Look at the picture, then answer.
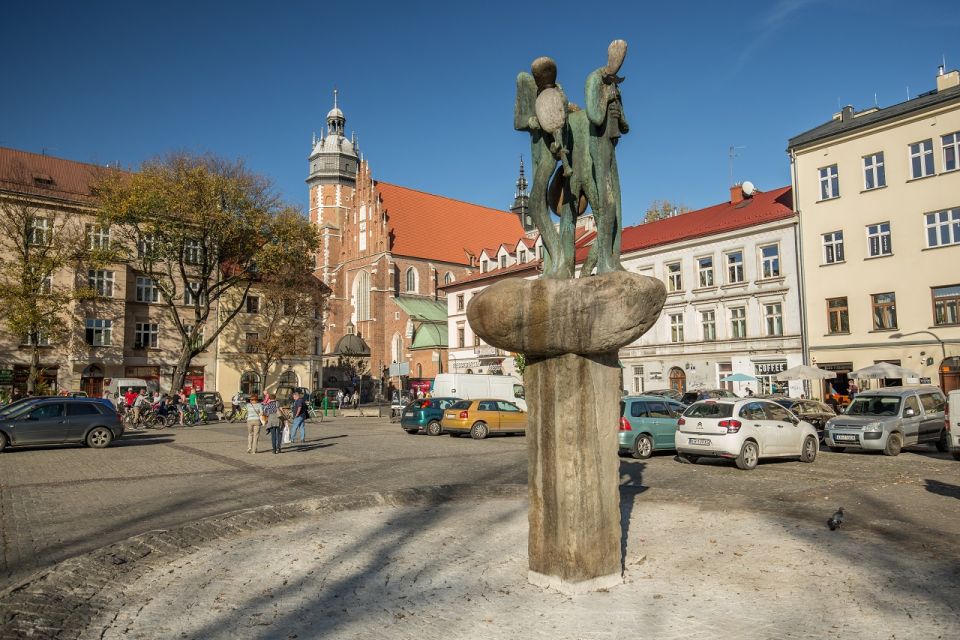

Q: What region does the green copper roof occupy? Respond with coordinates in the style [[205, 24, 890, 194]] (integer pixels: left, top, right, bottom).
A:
[[395, 297, 448, 349]]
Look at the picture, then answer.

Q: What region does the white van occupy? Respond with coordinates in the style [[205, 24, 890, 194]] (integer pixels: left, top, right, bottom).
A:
[[431, 374, 526, 411], [948, 389, 960, 461], [104, 378, 150, 405]]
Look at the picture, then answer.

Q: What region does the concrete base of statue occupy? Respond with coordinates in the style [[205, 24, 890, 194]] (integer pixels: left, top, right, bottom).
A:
[[468, 272, 666, 593]]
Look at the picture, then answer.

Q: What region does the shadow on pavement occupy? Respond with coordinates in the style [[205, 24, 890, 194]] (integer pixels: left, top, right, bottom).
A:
[[618, 460, 647, 573], [925, 478, 960, 500]]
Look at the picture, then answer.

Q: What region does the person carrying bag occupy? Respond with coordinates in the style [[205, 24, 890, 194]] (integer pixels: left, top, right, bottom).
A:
[[263, 397, 283, 454]]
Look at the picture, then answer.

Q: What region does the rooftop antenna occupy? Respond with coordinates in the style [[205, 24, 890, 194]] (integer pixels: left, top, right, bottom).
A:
[[874, 93, 878, 108], [728, 145, 746, 186], [906, 86, 911, 100]]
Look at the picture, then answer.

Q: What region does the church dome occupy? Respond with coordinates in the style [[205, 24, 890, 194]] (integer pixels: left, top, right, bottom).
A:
[[327, 106, 344, 120], [332, 332, 370, 357]]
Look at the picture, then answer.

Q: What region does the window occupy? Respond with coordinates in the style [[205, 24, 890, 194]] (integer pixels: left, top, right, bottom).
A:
[[867, 222, 892, 256], [136, 277, 159, 303], [933, 285, 960, 326], [763, 402, 793, 422], [925, 208, 960, 248], [23, 331, 50, 346], [85, 224, 110, 250], [759, 244, 780, 278], [481, 260, 488, 273], [919, 392, 946, 414], [909, 139, 935, 178], [764, 302, 783, 336], [138, 234, 156, 259], [538, 246, 544, 260], [730, 307, 746, 339], [669, 313, 684, 343], [134, 322, 159, 349], [474, 332, 480, 347], [666, 262, 682, 292], [67, 403, 100, 417], [519, 250, 527, 262], [819, 165, 839, 200], [38, 275, 52, 295], [184, 282, 203, 306], [632, 366, 644, 394], [183, 324, 205, 348], [246, 294, 260, 314], [725, 251, 744, 283], [696, 256, 714, 287], [944, 132, 960, 172], [822, 231, 844, 264], [444, 272, 454, 285], [500, 255, 507, 268], [245, 332, 259, 353], [863, 152, 886, 190], [85, 319, 112, 346], [405, 267, 417, 292], [353, 270, 370, 321], [457, 323, 465, 348], [827, 297, 849, 334], [456, 294, 465, 311], [184, 239, 203, 264], [701, 310, 716, 341], [87, 270, 115, 297], [646, 401, 674, 418], [871, 292, 897, 330], [29, 218, 51, 245]]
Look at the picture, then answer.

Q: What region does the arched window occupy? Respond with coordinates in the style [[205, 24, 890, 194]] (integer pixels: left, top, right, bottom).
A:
[[391, 333, 404, 363], [668, 367, 686, 394], [416, 363, 423, 378], [352, 270, 370, 321], [240, 371, 261, 396], [81, 364, 104, 397], [279, 370, 298, 386], [405, 267, 418, 293], [444, 272, 454, 284]]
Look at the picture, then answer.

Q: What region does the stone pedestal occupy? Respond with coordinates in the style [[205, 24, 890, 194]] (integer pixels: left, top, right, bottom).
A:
[[468, 272, 665, 594]]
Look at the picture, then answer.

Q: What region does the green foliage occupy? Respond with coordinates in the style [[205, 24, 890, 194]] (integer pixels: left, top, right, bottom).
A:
[[643, 199, 690, 223], [514, 352, 526, 376]]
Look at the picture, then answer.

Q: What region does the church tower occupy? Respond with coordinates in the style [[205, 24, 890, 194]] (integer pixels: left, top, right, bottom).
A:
[[510, 156, 535, 233]]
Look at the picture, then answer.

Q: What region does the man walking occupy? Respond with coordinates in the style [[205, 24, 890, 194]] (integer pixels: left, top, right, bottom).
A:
[[290, 390, 307, 445]]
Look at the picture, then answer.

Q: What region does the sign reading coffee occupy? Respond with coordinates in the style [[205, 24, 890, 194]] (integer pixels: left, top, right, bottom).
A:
[[754, 361, 788, 376]]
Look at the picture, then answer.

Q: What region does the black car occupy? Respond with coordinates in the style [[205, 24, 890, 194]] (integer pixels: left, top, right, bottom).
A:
[[196, 392, 224, 418], [680, 389, 738, 405], [0, 398, 123, 452], [767, 397, 837, 439]]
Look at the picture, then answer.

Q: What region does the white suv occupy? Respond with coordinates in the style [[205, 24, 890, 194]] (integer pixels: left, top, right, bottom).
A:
[[675, 398, 820, 470]]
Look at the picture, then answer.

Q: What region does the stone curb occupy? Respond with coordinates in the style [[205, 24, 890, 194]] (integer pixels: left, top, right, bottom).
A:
[[0, 484, 527, 640]]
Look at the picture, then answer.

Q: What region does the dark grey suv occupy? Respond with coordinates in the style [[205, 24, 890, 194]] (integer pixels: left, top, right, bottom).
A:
[[0, 398, 123, 452]]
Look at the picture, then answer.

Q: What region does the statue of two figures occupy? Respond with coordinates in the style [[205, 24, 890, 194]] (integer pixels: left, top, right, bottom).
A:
[[515, 39, 629, 279]]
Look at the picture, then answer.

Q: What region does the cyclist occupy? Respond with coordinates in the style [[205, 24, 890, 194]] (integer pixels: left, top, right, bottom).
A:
[[230, 391, 244, 421], [187, 387, 199, 423], [132, 390, 149, 426]]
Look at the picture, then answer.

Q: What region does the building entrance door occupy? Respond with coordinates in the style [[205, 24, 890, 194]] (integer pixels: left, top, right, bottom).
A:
[[668, 367, 686, 394], [80, 364, 104, 397]]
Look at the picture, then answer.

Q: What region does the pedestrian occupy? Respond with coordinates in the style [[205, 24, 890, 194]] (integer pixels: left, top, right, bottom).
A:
[[102, 389, 114, 408], [352, 389, 360, 408], [290, 390, 307, 445], [171, 391, 184, 426], [263, 395, 283, 453], [744, 386, 754, 397], [245, 394, 264, 454], [826, 393, 840, 412], [187, 387, 198, 422], [336, 389, 344, 408], [231, 390, 243, 420]]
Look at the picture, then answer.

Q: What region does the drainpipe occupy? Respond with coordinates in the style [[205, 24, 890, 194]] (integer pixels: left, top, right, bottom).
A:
[[790, 146, 812, 394]]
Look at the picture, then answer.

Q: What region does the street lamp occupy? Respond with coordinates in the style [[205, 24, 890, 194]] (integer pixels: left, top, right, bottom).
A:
[[889, 330, 946, 361]]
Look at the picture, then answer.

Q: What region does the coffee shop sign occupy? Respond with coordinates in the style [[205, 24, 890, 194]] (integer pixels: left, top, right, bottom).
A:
[[754, 361, 788, 375]]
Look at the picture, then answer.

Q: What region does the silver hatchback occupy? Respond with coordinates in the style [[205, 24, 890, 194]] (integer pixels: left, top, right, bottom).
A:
[[824, 385, 947, 456]]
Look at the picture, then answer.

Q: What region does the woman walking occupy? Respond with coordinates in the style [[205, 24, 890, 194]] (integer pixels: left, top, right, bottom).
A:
[[263, 395, 283, 454], [245, 394, 264, 454]]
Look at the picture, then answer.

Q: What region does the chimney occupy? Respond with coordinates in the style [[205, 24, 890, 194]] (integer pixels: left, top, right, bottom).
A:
[[730, 184, 744, 205], [937, 68, 960, 92], [840, 105, 854, 122]]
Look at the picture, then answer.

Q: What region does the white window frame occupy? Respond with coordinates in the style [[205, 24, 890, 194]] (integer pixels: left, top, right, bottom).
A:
[[87, 269, 115, 297], [184, 238, 203, 264], [730, 307, 747, 339], [29, 217, 51, 246], [85, 224, 111, 250], [818, 165, 839, 200], [669, 313, 684, 343], [701, 310, 717, 341], [136, 276, 159, 303], [134, 322, 159, 349], [866, 222, 892, 257], [764, 302, 783, 336], [925, 208, 960, 248], [39, 275, 52, 295], [863, 152, 885, 190], [23, 330, 50, 346], [725, 250, 744, 284], [85, 319, 112, 346], [822, 231, 845, 264], [184, 282, 204, 306], [759, 244, 781, 279], [456, 294, 465, 311], [696, 256, 714, 288], [632, 365, 644, 394], [666, 262, 682, 292], [909, 139, 935, 178], [405, 267, 418, 292], [943, 132, 960, 172], [519, 250, 527, 262], [138, 233, 156, 258]]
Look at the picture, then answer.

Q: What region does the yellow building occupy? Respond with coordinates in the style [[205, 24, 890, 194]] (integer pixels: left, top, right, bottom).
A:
[[788, 67, 960, 396]]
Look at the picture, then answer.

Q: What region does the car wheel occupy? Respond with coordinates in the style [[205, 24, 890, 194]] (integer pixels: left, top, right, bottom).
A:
[[0, 431, 7, 452], [676, 453, 699, 464], [800, 435, 818, 463], [631, 434, 653, 460], [883, 432, 902, 457], [829, 446, 846, 453], [404, 429, 418, 434], [470, 422, 489, 440], [426, 420, 443, 436], [935, 429, 949, 453], [735, 440, 759, 470], [86, 427, 113, 449], [953, 450, 960, 461]]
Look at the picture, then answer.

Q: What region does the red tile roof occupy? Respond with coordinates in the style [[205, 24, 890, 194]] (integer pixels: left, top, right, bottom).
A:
[[440, 259, 542, 289], [0, 146, 119, 203], [576, 186, 794, 261], [375, 181, 525, 266]]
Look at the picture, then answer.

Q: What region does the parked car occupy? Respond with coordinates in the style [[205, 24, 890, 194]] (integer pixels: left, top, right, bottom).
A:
[[400, 397, 461, 435], [196, 391, 224, 418], [765, 397, 837, 440], [618, 395, 686, 458], [947, 389, 960, 461], [644, 389, 684, 402], [824, 385, 947, 456], [440, 399, 527, 439], [675, 398, 819, 470], [0, 397, 123, 452], [680, 388, 738, 405], [273, 386, 311, 409]]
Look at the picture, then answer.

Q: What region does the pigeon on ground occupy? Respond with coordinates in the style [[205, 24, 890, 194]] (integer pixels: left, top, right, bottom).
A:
[[827, 507, 844, 531]]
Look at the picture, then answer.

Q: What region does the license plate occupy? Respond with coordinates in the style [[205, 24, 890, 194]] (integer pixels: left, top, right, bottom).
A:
[[445, 413, 456, 419], [404, 411, 413, 417], [688, 438, 711, 446], [834, 434, 858, 442]]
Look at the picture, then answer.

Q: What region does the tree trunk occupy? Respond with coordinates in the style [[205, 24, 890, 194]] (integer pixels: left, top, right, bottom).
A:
[[171, 349, 193, 393], [27, 342, 40, 395]]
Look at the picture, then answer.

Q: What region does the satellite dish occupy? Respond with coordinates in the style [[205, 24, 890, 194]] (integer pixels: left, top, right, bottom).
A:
[[741, 181, 756, 196]]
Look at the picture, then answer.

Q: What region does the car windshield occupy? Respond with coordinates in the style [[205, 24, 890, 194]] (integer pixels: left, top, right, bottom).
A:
[[683, 402, 734, 419], [845, 396, 901, 416]]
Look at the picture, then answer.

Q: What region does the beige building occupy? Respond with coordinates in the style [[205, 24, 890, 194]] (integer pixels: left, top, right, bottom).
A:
[[788, 67, 960, 396]]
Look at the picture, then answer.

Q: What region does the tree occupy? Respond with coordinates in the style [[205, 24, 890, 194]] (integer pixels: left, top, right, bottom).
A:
[[643, 199, 690, 223], [513, 352, 526, 376], [94, 153, 319, 391]]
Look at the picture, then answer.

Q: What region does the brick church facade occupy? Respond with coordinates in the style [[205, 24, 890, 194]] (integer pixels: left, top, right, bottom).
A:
[[308, 93, 526, 395]]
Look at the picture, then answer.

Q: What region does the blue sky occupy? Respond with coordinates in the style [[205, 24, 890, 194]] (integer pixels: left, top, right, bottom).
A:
[[2, 0, 957, 226]]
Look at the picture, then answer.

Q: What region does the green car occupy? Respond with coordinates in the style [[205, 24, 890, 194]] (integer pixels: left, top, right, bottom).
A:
[[400, 397, 461, 436], [618, 395, 686, 459]]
